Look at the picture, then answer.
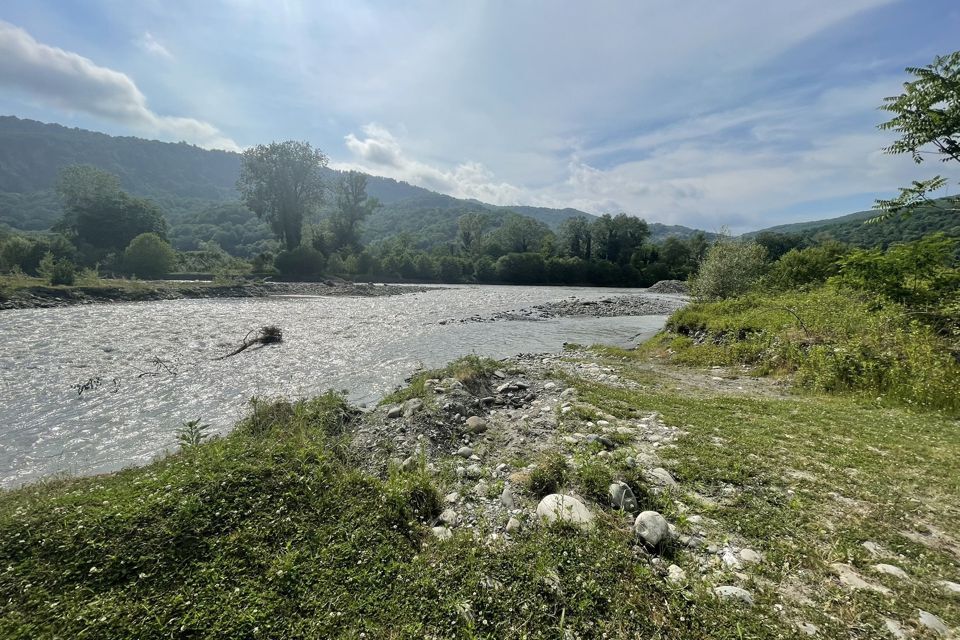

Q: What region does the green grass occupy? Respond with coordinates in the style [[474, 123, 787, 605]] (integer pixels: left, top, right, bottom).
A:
[[567, 356, 960, 637], [647, 286, 960, 414], [0, 388, 808, 639], [380, 354, 501, 405]]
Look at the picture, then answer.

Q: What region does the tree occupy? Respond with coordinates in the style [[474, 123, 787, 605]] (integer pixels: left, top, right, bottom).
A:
[[123, 233, 177, 278], [55, 165, 168, 255], [874, 51, 960, 220], [558, 216, 593, 259], [330, 171, 379, 251], [492, 214, 552, 253], [688, 237, 768, 301], [457, 213, 487, 254], [237, 141, 328, 249]]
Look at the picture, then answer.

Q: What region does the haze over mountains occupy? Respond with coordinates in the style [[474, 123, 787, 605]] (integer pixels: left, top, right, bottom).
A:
[[1, 116, 955, 253]]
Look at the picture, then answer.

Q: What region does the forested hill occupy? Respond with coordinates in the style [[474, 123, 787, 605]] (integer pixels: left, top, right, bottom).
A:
[[0, 116, 588, 232], [746, 198, 959, 248], [0, 116, 715, 251]]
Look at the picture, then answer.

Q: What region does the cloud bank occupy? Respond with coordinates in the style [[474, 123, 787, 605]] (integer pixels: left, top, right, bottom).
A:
[[0, 20, 237, 150]]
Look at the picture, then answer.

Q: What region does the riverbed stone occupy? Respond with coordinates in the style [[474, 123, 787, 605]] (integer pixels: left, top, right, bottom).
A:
[[536, 494, 594, 530], [456, 446, 474, 458], [608, 481, 638, 512], [713, 585, 753, 605], [646, 467, 677, 488], [386, 405, 402, 419], [939, 580, 960, 595], [739, 548, 762, 565], [403, 398, 424, 417], [634, 511, 669, 547], [500, 486, 516, 509], [465, 416, 488, 433], [505, 516, 521, 534], [873, 563, 908, 580], [830, 563, 891, 595], [918, 610, 950, 635], [431, 526, 452, 541]]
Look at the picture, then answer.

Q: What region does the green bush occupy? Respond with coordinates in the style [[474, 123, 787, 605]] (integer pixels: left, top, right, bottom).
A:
[[763, 242, 846, 291], [526, 452, 570, 497], [576, 458, 614, 502], [689, 237, 767, 301], [37, 251, 76, 285], [274, 245, 326, 279], [123, 232, 176, 278]]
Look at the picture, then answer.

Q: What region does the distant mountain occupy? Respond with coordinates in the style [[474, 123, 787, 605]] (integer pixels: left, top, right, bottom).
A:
[[746, 199, 959, 248], [0, 116, 709, 248]]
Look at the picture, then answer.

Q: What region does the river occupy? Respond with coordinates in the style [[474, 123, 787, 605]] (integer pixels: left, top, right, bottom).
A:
[[0, 285, 675, 488]]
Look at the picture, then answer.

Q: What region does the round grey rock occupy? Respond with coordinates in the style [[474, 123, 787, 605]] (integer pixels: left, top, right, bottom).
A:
[[713, 585, 754, 605], [634, 510, 669, 547], [536, 494, 595, 530], [465, 416, 488, 433]]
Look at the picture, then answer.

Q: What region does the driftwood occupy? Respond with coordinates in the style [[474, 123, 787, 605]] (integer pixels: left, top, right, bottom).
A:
[[218, 326, 283, 359]]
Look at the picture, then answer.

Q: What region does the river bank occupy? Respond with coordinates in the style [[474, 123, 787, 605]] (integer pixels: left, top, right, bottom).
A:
[[1, 337, 956, 637], [0, 278, 436, 310]]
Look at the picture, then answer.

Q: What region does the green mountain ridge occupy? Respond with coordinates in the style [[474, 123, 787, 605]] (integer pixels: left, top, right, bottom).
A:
[[747, 199, 960, 248], [0, 116, 709, 250]]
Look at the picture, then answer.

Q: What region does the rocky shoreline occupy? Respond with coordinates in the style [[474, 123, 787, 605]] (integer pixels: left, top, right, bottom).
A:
[[439, 292, 688, 324], [350, 350, 769, 609], [0, 280, 435, 311]]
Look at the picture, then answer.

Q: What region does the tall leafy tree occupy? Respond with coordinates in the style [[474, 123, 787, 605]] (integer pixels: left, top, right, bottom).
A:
[[559, 216, 593, 259], [874, 51, 960, 219], [330, 171, 379, 251], [456, 212, 487, 254], [493, 214, 552, 253], [237, 141, 328, 249], [55, 164, 167, 253]]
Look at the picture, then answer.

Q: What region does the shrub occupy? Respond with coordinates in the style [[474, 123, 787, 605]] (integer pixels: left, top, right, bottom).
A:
[[689, 237, 767, 301], [763, 242, 846, 291], [576, 458, 614, 502], [123, 232, 176, 278], [274, 245, 326, 279], [37, 251, 76, 285], [526, 453, 570, 498]]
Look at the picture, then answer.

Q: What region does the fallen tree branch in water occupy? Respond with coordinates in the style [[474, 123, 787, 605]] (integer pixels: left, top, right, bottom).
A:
[[218, 326, 283, 359]]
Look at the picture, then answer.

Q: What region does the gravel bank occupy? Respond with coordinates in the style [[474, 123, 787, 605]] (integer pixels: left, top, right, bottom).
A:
[[0, 281, 435, 311]]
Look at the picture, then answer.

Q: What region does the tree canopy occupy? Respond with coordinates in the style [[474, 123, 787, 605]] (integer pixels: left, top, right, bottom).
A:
[[237, 141, 328, 249], [330, 171, 379, 251], [875, 51, 960, 219], [55, 165, 168, 255]]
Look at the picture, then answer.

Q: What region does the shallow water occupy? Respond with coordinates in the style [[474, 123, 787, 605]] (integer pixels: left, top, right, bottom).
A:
[[0, 285, 672, 487]]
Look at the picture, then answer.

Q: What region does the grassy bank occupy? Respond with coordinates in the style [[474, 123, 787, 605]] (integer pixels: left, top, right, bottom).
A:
[[2, 298, 958, 637], [0, 391, 761, 639], [644, 286, 960, 414]]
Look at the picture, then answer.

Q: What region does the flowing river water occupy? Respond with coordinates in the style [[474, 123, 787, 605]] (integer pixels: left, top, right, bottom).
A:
[[0, 285, 675, 488]]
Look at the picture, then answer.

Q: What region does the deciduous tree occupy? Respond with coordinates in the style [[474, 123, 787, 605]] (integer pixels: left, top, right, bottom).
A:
[[237, 141, 328, 249]]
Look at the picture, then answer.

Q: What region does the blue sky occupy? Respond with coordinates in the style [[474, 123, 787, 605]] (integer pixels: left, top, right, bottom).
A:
[[0, 0, 957, 231]]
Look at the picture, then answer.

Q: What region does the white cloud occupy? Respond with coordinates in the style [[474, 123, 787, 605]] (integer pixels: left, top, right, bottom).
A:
[[340, 124, 526, 205], [0, 20, 237, 150], [137, 32, 173, 60]]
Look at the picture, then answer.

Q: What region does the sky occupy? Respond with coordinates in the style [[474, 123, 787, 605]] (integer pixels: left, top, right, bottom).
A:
[[0, 1, 958, 232]]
